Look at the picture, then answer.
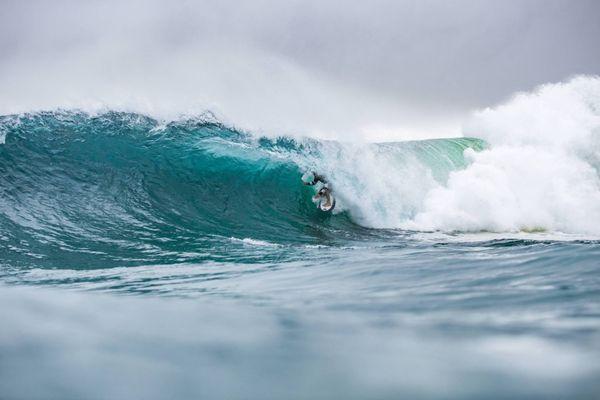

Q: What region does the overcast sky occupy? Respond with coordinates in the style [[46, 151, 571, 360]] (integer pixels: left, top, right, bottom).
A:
[[1, 0, 599, 140]]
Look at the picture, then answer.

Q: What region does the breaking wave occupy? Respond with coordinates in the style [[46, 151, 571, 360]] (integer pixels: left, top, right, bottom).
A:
[[1, 76, 600, 271]]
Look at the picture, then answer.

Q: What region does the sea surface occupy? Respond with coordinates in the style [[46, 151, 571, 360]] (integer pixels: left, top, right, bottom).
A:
[[1, 110, 599, 399]]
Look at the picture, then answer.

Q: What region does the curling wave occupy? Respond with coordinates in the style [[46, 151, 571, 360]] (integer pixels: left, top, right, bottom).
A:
[[0, 111, 482, 269], [3, 76, 600, 270]]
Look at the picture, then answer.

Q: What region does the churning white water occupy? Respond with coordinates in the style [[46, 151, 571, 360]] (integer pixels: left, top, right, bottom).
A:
[[314, 77, 600, 235]]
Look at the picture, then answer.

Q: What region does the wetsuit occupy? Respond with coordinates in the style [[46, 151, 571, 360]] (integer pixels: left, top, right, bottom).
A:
[[304, 173, 327, 186], [303, 173, 333, 210]]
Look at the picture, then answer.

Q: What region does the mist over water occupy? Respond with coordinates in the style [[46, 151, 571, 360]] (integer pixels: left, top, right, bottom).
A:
[[1, 0, 599, 140]]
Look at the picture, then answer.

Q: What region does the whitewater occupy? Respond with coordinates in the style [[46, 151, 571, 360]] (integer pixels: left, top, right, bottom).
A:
[[1, 77, 600, 399]]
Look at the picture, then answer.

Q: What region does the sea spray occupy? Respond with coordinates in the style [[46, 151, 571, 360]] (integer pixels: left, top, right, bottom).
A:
[[411, 76, 600, 234]]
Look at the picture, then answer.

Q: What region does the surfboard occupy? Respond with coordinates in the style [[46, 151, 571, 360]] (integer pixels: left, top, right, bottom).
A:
[[319, 195, 336, 212], [314, 191, 335, 212]]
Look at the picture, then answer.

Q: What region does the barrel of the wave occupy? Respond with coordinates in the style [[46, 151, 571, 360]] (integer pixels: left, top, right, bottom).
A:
[[0, 111, 333, 270]]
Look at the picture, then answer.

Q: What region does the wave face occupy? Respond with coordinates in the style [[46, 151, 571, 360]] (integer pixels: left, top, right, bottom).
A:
[[0, 111, 483, 269]]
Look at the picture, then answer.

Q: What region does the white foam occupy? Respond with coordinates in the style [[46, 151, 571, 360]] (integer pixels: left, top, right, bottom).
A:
[[230, 237, 281, 247], [411, 76, 600, 234], [312, 141, 438, 228], [321, 76, 600, 235]]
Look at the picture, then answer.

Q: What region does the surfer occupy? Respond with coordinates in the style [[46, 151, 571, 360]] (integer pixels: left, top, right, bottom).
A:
[[302, 172, 335, 211], [301, 171, 327, 186]]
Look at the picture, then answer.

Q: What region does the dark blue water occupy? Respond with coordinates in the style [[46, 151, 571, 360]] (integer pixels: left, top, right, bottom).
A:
[[1, 111, 599, 399]]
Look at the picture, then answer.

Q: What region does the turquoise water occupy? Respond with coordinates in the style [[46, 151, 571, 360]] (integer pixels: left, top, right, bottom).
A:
[[1, 111, 599, 399]]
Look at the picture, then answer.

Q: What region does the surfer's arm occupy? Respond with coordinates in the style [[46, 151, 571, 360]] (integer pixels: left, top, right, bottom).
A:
[[302, 172, 327, 185], [313, 174, 327, 184]]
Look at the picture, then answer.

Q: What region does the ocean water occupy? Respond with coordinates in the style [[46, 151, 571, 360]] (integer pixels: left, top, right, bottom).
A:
[[1, 78, 600, 399]]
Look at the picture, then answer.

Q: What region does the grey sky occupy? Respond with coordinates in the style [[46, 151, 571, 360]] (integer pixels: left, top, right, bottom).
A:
[[1, 0, 599, 139]]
